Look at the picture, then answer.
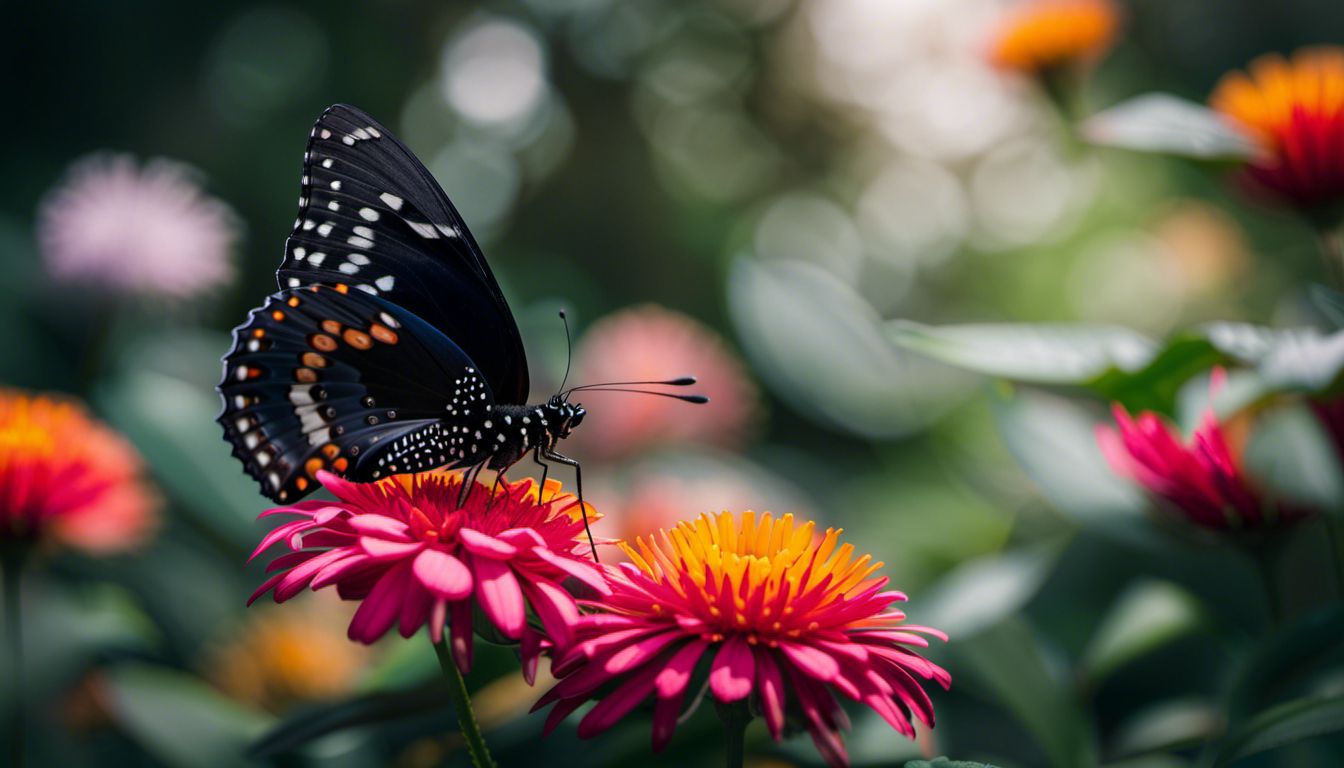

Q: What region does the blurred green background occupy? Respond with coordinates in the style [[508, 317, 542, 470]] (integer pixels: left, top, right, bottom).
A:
[[3, 0, 1344, 766]]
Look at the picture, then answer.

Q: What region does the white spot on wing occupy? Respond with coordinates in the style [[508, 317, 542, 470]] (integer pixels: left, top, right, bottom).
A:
[[359, 207, 380, 221], [375, 275, 396, 291], [379, 193, 403, 211]]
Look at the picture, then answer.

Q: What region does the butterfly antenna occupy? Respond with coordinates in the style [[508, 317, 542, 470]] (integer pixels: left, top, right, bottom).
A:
[[557, 310, 574, 398]]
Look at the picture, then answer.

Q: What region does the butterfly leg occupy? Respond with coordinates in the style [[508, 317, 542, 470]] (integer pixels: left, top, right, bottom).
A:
[[531, 446, 550, 500], [542, 449, 597, 562], [458, 461, 486, 508], [484, 471, 508, 513]]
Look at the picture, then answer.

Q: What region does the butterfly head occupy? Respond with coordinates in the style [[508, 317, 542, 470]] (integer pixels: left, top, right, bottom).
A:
[[544, 395, 585, 439]]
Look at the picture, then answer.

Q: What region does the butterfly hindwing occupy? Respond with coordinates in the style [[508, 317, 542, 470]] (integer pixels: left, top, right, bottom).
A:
[[276, 104, 529, 405], [218, 284, 495, 502]]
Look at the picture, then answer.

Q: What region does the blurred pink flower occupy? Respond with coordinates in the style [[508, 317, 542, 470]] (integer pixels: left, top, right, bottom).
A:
[[248, 470, 607, 677], [1096, 371, 1311, 531], [39, 154, 238, 298], [0, 390, 156, 554], [534, 511, 949, 766], [569, 305, 758, 461]]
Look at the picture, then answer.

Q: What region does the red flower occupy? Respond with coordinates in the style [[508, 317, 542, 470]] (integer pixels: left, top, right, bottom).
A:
[[0, 390, 156, 554], [1210, 47, 1344, 214], [533, 511, 949, 767], [1096, 371, 1310, 530], [248, 470, 607, 676]]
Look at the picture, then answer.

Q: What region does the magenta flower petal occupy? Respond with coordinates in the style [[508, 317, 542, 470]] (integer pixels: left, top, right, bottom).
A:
[[348, 561, 413, 643], [472, 554, 526, 639], [412, 548, 473, 599], [459, 527, 518, 558], [709, 634, 755, 701]]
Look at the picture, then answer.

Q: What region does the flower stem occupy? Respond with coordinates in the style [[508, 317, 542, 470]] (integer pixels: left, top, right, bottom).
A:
[[432, 636, 497, 768], [715, 698, 750, 768], [1251, 545, 1283, 627], [2, 547, 25, 768]]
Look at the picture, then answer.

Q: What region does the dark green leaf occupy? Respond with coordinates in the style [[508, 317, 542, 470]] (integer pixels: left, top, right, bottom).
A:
[[1083, 581, 1205, 684], [248, 682, 450, 758], [953, 619, 1097, 768], [1110, 699, 1220, 759], [1211, 695, 1344, 766], [103, 664, 272, 768], [906, 758, 1001, 768], [1225, 606, 1344, 721], [1310, 285, 1344, 330], [1080, 94, 1259, 160]]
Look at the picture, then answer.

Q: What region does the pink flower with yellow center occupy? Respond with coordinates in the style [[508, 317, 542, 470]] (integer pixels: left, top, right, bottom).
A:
[[1096, 371, 1311, 531], [0, 390, 156, 554], [988, 0, 1120, 76], [1210, 47, 1344, 213], [248, 470, 607, 676], [534, 511, 949, 767]]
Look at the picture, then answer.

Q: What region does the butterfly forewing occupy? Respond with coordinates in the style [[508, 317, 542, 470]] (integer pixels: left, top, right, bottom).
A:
[[277, 104, 529, 404], [218, 284, 494, 502]]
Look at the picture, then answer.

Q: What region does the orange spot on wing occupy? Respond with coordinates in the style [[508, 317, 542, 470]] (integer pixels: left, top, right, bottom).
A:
[[335, 283, 349, 294], [287, 297, 301, 307], [321, 443, 340, 459], [321, 320, 342, 335], [295, 477, 309, 491], [343, 329, 373, 350], [271, 310, 285, 322], [333, 457, 349, 472], [301, 352, 329, 369], [309, 334, 338, 352], [252, 329, 266, 339], [370, 324, 399, 344], [295, 368, 318, 383], [304, 457, 323, 477]]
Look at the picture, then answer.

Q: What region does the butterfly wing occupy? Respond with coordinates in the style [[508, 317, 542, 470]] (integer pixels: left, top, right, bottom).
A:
[[218, 284, 495, 502], [276, 104, 529, 405]]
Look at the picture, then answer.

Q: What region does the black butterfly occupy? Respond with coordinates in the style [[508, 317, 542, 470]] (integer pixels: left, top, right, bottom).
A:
[[217, 104, 703, 553]]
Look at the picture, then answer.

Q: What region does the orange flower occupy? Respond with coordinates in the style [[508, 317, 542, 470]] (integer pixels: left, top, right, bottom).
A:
[[1210, 47, 1344, 212], [204, 596, 369, 712], [0, 390, 155, 554], [989, 0, 1119, 75]]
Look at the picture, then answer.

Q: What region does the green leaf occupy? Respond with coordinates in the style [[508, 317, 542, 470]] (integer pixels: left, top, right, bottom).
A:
[[906, 759, 1002, 768], [248, 683, 450, 758], [1243, 404, 1344, 515], [1111, 699, 1221, 759], [1081, 94, 1260, 160], [887, 320, 1156, 386], [103, 664, 273, 768], [953, 619, 1097, 768], [1083, 581, 1206, 684], [1310, 285, 1344, 330], [991, 387, 1149, 539], [1211, 694, 1344, 766], [917, 546, 1060, 639], [1224, 606, 1344, 721]]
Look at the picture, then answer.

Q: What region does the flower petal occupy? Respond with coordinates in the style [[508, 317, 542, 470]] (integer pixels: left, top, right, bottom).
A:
[[347, 514, 412, 540], [472, 555, 525, 639], [347, 561, 413, 643], [412, 548, 473, 600], [709, 634, 755, 702], [459, 527, 518, 558]]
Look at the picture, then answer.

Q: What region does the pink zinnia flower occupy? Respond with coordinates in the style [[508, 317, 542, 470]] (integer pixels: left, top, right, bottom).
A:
[[533, 511, 949, 767], [1096, 370, 1311, 530], [248, 470, 608, 676], [569, 305, 759, 461], [0, 390, 156, 554], [39, 154, 239, 298]]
